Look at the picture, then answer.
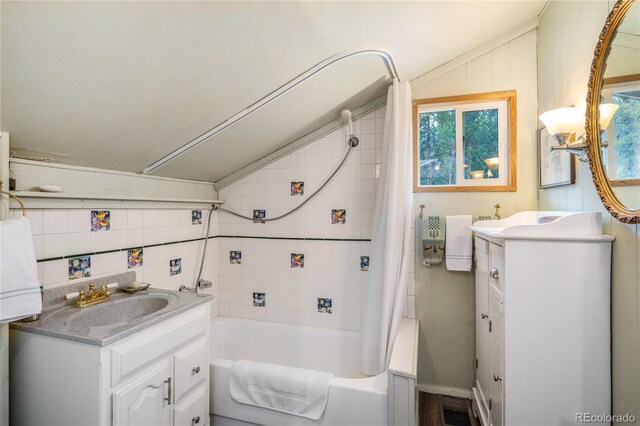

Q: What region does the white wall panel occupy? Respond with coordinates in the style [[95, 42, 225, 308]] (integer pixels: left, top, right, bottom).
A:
[[537, 1, 638, 422], [411, 29, 538, 392]]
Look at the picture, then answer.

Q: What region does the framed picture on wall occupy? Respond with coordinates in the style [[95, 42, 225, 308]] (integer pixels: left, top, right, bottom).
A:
[[538, 126, 576, 188]]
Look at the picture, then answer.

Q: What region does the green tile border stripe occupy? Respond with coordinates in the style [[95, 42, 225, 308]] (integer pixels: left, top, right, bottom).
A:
[[37, 235, 372, 263]]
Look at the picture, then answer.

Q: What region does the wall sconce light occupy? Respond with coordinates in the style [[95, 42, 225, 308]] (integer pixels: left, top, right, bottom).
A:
[[539, 104, 618, 162], [598, 103, 619, 149]]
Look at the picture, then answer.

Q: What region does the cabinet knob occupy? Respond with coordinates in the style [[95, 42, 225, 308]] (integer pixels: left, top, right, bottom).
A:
[[481, 313, 488, 319], [192, 366, 201, 374], [493, 374, 502, 382], [192, 416, 201, 424], [489, 268, 499, 279]]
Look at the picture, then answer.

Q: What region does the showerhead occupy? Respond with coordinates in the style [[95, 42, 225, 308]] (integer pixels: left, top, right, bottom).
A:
[[341, 109, 359, 148]]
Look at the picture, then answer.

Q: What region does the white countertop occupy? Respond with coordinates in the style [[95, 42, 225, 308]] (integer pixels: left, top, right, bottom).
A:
[[469, 211, 615, 242], [388, 317, 418, 379]]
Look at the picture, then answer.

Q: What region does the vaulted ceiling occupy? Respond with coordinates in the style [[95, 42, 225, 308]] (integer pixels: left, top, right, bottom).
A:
[[1, 1, 546, 183]]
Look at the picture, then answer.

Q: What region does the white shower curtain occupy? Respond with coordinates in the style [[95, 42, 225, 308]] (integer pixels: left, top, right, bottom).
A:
[[361, 80, 413, 376]]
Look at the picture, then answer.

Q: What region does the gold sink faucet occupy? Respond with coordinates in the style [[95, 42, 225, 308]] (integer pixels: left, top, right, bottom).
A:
[[66, 283, 113, 308]]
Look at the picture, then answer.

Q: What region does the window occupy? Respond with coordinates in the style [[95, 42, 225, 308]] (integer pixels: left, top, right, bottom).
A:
[[413, 91, 517, 192], [601, 75, 640, 183]]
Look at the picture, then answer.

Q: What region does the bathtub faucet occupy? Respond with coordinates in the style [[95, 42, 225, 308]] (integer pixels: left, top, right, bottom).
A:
[[179, 279, 213, 293]]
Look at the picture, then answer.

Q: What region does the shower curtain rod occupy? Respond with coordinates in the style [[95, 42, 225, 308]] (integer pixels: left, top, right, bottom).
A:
[[142, 49, 401, 175]]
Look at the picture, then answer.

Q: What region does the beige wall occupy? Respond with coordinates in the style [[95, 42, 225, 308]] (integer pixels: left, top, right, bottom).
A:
[[410, 29, 539, 394], [537, 1, 639, 423]]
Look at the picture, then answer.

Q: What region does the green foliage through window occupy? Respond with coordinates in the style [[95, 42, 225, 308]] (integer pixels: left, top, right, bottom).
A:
[[418, 110, 456, 186], [463, 109, 499, 180], [612, 92, 640, 178]]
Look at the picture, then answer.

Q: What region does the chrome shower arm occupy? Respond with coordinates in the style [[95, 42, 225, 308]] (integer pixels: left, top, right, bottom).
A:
[[142, 48, 401, 175]]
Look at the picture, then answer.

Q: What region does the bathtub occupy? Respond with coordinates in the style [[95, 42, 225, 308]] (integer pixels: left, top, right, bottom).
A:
[[209, 317, 402, 426]]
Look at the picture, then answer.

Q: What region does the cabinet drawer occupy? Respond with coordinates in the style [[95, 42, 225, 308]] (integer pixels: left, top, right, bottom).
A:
[[475, 237, 488, 259], [489, 243, 504, 297], [174, 382, 208, 426], [174, 336, 208, 402], [110, 305, 208, 386]]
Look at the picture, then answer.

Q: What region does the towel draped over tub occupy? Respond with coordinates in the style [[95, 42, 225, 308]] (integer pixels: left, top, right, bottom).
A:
[[229, 359, 334, 420]]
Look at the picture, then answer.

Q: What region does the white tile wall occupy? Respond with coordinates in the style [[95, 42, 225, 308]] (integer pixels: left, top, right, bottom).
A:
[[10, 207, 219, 317], [217, 238, 370, 331], [216, 106, 416, 329], [9, 106, 415, 329], [218, 110, 383, 241]]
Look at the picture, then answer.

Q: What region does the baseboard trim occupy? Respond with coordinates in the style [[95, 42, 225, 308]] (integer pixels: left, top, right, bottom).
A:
[[417, 383, 472, 399]]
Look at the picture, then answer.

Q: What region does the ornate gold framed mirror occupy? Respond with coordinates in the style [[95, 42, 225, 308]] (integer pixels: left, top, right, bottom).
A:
[[586, 0, 640, 223]]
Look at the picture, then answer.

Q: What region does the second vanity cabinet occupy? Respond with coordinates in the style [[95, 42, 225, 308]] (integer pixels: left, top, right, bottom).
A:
[[471, 212, 613, 426], [10, 290, 211, 426]]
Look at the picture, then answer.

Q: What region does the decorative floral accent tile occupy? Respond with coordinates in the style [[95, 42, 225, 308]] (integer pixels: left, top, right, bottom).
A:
[[127, 248, 143, 269], [192, 210, 202, 225], [91, 211, 110, 231], [253, 292, 266, 307], [69, 256, 91, 280], [291, 253, 304, 268], [291, 181, 304, 196], [361, 256, 370, 271], [230, 251, 242, 264], [253, 210, 266, 221], [318, 297, 332, 314], [170, 258, 182, 276], [331, 209, 346, 224]]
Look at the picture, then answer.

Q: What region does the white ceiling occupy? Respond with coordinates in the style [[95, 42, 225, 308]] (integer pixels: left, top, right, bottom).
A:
[[1, 1, 546, 183]]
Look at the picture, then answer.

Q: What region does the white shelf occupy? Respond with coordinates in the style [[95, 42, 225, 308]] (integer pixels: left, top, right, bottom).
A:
[[7, 191, 226, 209], [11, 191, 225, 204]]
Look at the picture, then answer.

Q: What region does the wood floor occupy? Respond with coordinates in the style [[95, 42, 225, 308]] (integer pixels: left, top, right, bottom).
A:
[[418, 392, 480, 426]]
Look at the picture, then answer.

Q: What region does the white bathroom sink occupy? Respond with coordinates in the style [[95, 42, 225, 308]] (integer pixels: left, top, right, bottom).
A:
[[469, 211, 614, 241], [39, 291, 180, 336], [11, 288, 212, 346], [66, 296, 171, 327]]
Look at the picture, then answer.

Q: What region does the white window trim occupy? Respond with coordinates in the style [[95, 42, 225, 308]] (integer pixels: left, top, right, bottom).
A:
[[416, 100, 509, 188]]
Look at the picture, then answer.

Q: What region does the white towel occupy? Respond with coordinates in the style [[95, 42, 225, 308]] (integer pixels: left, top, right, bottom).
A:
[[0, 217, 42, 322], [445, 215, 473, 272], [229, 360, 333, 420]]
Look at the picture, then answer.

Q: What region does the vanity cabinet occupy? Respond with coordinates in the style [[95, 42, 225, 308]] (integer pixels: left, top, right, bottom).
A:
[[10, 302, 210, 426], [471, 212, 613, 426]]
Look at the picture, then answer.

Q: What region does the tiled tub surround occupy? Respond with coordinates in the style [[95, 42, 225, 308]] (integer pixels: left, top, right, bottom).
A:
[[216, 106, 417, 329], [217, 238, 371, 330], [216, 107, 386, 240], [8, 208, 220, 317]]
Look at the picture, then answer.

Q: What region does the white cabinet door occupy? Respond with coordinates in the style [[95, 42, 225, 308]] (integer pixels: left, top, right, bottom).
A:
[[475, 237, 490, 408], [112, 359, 173, 426], [489, 291, 504, 426]]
